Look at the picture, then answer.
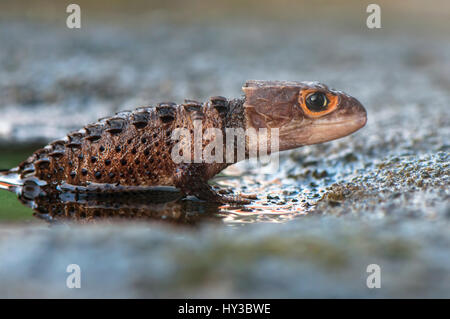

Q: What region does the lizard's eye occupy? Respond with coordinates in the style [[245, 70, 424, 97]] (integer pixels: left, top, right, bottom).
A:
[[299, 89, 339, 118], [305, 92, 328, 112]]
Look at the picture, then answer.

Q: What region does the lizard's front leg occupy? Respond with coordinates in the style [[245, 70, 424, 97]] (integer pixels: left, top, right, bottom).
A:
[[174, 164, 251, 205], [186, 182, 251, 205]]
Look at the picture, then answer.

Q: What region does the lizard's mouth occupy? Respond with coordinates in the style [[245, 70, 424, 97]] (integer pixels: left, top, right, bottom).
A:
[[312, 112, 367, 129], [277, 111, 367, 149], [305, 105, 367, 145], [277, 112, 366, 150]]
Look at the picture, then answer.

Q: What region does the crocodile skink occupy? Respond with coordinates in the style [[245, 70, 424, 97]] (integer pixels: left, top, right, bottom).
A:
[[0, 81, 367, 203]]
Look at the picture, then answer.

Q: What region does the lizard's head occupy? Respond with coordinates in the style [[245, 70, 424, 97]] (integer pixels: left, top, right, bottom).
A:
[[243, 80, 367, 151]]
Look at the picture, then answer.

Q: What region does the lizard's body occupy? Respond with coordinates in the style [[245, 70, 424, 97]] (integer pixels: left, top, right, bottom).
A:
[[1, 80, 367, 203]]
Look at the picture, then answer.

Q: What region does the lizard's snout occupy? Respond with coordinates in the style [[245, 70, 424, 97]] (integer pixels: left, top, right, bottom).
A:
[[346, 96, 367, 129]]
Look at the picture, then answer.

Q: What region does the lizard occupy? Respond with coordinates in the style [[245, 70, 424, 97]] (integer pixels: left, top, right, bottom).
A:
[[0, 80, 367, 204]]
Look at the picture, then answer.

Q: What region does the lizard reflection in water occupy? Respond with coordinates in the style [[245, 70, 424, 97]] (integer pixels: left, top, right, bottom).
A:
[[20, 185, 224, 225]]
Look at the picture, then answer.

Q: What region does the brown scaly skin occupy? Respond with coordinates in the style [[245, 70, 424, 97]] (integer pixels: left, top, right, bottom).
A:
[[3, 80, 367, 204]]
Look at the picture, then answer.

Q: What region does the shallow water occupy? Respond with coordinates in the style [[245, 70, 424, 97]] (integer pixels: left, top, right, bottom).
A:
[[0, 2, 449, 297], [0, 144, 314, 225]]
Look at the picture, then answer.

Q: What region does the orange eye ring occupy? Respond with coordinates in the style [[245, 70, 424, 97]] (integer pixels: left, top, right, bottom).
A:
[[298, 89, 339, 118]]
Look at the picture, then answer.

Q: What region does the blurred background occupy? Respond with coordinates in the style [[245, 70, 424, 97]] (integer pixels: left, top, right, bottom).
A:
[[0, 0, 448, 298], [1, 0, 449, 142]]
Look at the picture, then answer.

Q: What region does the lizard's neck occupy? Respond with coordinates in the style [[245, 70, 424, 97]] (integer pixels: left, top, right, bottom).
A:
[[218, 97, 278, 164], [224, 98, 247, 131]]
